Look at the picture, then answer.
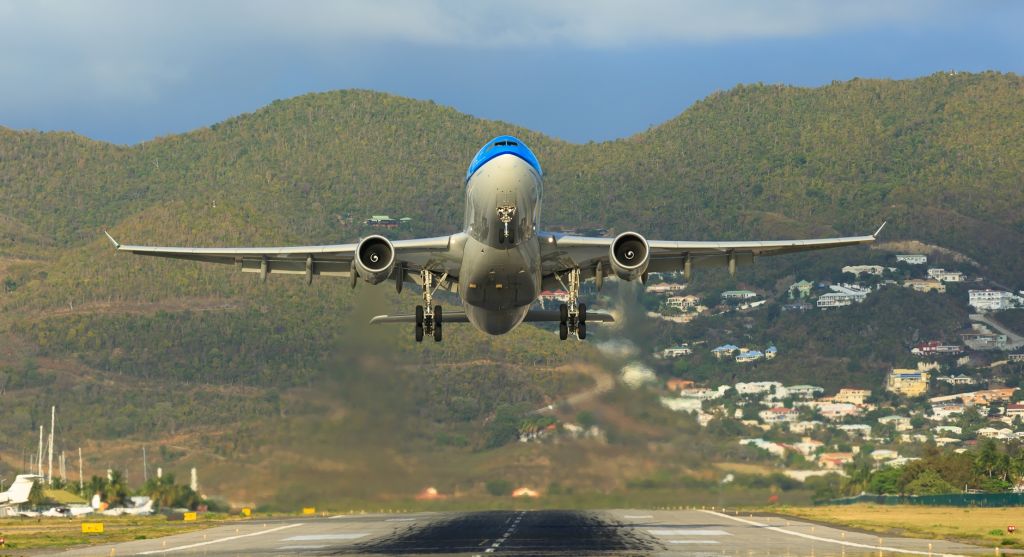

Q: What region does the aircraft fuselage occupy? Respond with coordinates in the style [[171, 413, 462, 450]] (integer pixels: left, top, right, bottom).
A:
[[459, 141, 544, 334]]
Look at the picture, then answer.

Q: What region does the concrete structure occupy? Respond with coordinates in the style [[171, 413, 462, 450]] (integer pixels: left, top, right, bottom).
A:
[[969, 289, 1020, 312], [911, 340, 963, 356], [904, 279, 946, 293], [927, 268, 965, 282], [896, 254, 927, 264], [886, 369, 930, 397]]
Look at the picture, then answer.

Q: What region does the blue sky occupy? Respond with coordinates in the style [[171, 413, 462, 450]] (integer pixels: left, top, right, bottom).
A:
[[0, 1, 1021, 145]]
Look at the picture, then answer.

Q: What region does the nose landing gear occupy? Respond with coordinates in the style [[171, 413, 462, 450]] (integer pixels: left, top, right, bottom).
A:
[[414, 269, 447, 342], [497, 204, 517, 244], [556, 267, 587, 340]]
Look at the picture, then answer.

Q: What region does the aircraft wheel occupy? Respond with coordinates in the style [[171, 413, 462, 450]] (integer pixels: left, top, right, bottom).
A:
[[508, 228, 515, 244], [577, 321, 587, 340], [415, 305, 424, 326], [433, 322, 443, 342], [415, 324, 424, 342], [559, 321, 568, 341], [559, 303, 568, 323], [578, 303, 587, 323], [434, 305, 443, 327]]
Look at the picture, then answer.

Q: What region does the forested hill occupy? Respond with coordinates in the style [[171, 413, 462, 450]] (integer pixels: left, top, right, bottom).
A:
[[0, 71, 1021, 283]]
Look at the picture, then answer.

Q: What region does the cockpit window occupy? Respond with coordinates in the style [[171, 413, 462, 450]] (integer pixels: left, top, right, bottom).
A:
[[467, 135, 542, 180]]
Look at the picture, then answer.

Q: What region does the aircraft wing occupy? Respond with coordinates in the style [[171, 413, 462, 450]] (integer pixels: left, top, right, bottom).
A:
[[105, 231, 465, 286], [540, 223, 884, 284]]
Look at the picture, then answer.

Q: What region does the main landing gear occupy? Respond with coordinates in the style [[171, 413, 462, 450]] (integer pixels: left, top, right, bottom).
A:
[[556, 267, 587, 341], [415, 269, 447, 343]]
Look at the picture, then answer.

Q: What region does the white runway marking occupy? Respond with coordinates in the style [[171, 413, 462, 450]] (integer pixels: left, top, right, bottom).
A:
[[701, 510, 968, 557], [668, 540, 720, 544], [138, 523, 304, 554], [278, 545, 329, 550], [647, 528, 730, 536], [623, 514, 653, 519], [283, 533, 368, 541], [386, 517, 416, 522]]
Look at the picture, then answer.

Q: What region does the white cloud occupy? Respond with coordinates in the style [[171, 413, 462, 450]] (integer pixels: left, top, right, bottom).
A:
[[0, 0, 942, 110]]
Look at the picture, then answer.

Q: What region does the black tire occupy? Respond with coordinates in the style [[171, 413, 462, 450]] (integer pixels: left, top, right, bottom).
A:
[[433, 322, 443, 342], [559, 303, 569, 323], [415, 305, 424, 326], [415, 324, 424, 342], [508, 227, 515, 244], [578, 303, 587, 323], [434, 305, 443, 327], [559, 322, 568, 341], [577, 321, 587, 340]]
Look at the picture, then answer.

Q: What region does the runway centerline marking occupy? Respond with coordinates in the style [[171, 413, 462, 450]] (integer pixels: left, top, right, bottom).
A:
[[137, 523, 304, 554], [701, 510, 968, 557]]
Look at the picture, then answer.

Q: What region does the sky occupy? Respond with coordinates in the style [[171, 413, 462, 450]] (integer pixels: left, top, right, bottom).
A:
[[0, 0, 1021, 145]]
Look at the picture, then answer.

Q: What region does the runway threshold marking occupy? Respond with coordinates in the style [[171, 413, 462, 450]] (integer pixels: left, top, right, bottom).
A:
[[137, 522, 304, 554], [701, 510, 968, 557]]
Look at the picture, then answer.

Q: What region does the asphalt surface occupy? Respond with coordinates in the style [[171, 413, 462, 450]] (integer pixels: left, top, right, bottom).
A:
[[47, 508, 990, 557]]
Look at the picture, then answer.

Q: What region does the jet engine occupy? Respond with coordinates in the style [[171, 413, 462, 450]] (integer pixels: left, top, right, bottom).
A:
[[354, 235, 396, 284], [609, 232, 650, 281]]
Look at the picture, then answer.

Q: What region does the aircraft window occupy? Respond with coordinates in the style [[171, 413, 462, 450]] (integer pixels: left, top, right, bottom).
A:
[[494, 141, 507, 146]]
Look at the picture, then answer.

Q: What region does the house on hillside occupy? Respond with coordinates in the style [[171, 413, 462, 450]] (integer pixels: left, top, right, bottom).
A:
[[789, 280, 814, 299], [735, 350, 764, 363], [830, 388, 872, 405], [896, 254, 927, 265], [927, 268, 965, 282], [818, 452, 855, 470], [878, 415, 913, 432], [662, 345, 693, 358], [721, 290, 758, 300], [969, 289, 1021, 312], [904, 279, 946, 293], [787, 385, 824, 399], [759, 407, 798, 424], [712, 344, 740, 359], [665, 378, 695, 392], [665, 294, 700, 310]]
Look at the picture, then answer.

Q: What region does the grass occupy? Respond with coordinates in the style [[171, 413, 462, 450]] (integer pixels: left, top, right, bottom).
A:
[[0, 514, 239, 551], [769, 504, 1024, 550]]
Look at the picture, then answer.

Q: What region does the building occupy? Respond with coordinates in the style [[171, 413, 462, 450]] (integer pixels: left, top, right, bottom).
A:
[[787, 385, 824, 399], [936, 374, 975, 386], [791, 420, 823, 434], [832, 388, 872, 405], [911, 341, 963, 356], [1006, 404, 1024, 418], [1009, 354, 1024, 363], [815, 402, 861, 421], [735, 381, 783, 395], [969, 290, 1021, 312], [896, 254, 928, 265], [871, 449, 900, 461], [878, 415, 913, 431], [789, 280, 814, 299], [764, 346, 778, 360], [647, 282, 687, 294], [736, 350, 764, 363], [837, 424, 873, 437], [818, 452, 855, 470], [816, 284, 870, 308], [665, 295, 701, 310], [929, 388, 1017, 406], [662, 345, 693, 358], [665, 379, 695, 392], [792, 437, 824, 457], [961, 330, 1009, 350], [759, 407, 799, 424], [927, 268, 965, 282], [843, 265, 890, 276], [904, 279, 946, 294], [721, 290, 758, 300], [887, 369, 931, 397], [660, 397, 702, 413], [712, 344, 740, 359]]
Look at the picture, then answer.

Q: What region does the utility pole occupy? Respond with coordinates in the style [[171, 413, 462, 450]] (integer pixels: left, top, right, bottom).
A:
[[37, 425, 43, 476], [60, 451, 66, 482], [47, 405, 55, 485], [78, 448, 84, 492], [142, 446, 148, 483]]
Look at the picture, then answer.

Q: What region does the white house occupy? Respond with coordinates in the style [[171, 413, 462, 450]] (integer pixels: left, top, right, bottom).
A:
[[665, 294, 701, 310], [712, 344, 740, 359], [837, 424, 873, 437], [878, 415, 913, 432], [787, 385, 824, 399], [660, 396, 702, 413], [969, 290, 1021, 312], [843, 265, 891, 276], [896, 254, 927, 265], [927, 268, 965, 282], [736, 350, 764, 363], [790, 420, 824, 434], [817, 284, 870, 308], [721, 290, 758, 300], [759, 407, 799, 424], [662, 345, 693, 358], [936, 374, 975, 386], [735, 381, 783, 395]]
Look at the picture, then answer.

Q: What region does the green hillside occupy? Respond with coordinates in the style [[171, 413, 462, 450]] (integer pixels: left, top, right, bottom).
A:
[[0, 72, 1022, 506]]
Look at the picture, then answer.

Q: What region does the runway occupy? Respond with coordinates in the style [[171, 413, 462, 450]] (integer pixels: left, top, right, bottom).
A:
[[49, 508, 988, 556]]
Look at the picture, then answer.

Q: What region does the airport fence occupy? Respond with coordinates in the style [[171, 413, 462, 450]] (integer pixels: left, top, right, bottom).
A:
[[824, 492, 1024, 507]]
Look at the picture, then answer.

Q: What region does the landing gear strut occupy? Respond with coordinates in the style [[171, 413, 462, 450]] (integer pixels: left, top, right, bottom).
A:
[[415, 269, 447, 343], [497, 204, 516, 244], [556, 267, 587, 340]]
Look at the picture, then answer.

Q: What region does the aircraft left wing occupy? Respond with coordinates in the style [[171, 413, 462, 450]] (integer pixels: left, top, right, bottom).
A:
[[105, 231, 465, 287], [539, 223, 884, 286]]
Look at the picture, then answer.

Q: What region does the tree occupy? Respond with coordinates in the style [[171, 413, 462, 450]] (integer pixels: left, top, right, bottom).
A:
[[904, 469, 956, 495]]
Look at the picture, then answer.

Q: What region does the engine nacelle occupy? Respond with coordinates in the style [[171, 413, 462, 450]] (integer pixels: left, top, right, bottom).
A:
[[609, 231, 650, 281], [354, 235, 396, 285]]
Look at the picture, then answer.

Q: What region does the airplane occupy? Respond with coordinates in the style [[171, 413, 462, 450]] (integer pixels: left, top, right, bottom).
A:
[[101, 497, 154, 516], [106, 135, 883, 342], [0, 474, 42, 517], [42, 504, 94, 518]]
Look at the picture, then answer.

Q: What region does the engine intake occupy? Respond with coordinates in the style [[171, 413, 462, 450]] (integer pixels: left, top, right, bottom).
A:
[[355, 235, 396, 284], [609, 232, 649, 281]]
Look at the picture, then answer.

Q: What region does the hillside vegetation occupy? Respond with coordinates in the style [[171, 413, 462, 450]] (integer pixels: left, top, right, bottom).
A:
[[0, 72, 1021, 506]]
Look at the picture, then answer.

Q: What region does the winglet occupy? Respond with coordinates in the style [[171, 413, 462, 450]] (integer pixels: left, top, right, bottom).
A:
[[103, 230, 121, 249], [872, 221, 887, 238]]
